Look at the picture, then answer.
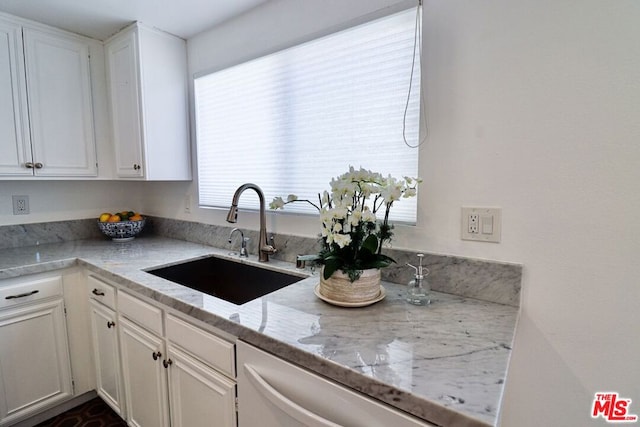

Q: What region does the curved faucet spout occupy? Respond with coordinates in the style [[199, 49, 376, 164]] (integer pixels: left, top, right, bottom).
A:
[[226, 183, 276, 262], [229, 228, 249, 258]]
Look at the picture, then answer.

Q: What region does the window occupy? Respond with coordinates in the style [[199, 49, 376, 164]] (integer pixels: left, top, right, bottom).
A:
[[194, 7, 421, 223]]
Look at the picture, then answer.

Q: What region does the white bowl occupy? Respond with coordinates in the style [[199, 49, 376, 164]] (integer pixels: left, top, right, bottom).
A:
[[98, 218, 145, 242]]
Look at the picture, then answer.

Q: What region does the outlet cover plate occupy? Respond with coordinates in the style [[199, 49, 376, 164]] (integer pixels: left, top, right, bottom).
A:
[[462, 207, 501, 243], [12, 195, 29, 215]]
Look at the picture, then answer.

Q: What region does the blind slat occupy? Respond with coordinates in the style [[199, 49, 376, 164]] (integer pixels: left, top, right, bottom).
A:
[[195, 8, 420, 223]]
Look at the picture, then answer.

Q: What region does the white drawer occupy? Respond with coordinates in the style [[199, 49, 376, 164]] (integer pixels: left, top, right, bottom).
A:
[[118, 290, 163, 335], [87, 275, 117, 309], [0, 274, 63, 310], [167, 314, 235, 378]]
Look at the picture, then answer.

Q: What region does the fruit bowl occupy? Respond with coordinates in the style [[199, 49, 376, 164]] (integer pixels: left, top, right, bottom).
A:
[[98, 218, 146, 242]]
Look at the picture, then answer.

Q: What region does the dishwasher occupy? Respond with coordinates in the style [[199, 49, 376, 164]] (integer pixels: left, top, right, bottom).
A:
[[236, 340, 434, 427]]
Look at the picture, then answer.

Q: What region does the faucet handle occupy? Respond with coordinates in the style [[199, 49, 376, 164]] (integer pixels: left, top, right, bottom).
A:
[[239, 237, 250, 258], [264, 234, 277, 254], [261, 244, 277, 255]]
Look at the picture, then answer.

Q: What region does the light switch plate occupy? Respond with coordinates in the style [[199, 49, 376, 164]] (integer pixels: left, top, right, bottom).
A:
[[184, 194, 191, 214], [461, 207, 501, 243]]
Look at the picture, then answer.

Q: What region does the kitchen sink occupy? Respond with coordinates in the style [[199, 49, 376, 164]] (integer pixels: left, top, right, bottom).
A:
[[146, 256, 304, 305]]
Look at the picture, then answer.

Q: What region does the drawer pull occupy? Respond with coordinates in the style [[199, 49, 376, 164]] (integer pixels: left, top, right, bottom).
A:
[[163, 359, 173, 368], [152, 351, 162, 361], [92, 288, 106, 296], [5, 290, 39, 300], [107, 321, 116, 328]]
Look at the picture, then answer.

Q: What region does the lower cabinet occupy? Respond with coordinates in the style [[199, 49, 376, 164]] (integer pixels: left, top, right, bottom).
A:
[[89, 299, 125, 417], [166, 344, 236, 427], [86, 273, 237, 427], [119, 317, 170, 427], [0, 274, 73, 426]]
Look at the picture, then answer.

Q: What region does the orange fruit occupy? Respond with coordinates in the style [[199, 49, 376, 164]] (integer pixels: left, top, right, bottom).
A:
[[107, 214, 121, 222], [130, 214, 143, 221]]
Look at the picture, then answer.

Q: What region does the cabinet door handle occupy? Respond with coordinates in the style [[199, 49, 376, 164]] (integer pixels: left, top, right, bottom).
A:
[[163, 359, 173, 368], [34, 162, 43, 169], [25, 162, 34, 169], [243, 364, 341, 427], [133, 163, 141, 171], [107, 321, 116, 328], [152, 351, 162, 361], [92, 289, 105, 296], [5, 290, 39, 300]]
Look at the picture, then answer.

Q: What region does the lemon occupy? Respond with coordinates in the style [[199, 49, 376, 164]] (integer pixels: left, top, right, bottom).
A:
[[99, 213, 111, 222]]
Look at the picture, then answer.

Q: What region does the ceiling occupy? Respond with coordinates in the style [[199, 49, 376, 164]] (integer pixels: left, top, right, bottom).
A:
[[0, 0, 270, 40]]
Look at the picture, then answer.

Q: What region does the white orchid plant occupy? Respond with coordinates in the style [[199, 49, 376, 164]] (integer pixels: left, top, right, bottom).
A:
[[270, 166, 420, 282]]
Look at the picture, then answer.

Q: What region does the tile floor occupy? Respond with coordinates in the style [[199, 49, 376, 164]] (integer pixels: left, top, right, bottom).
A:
[[35, 397, 127, 427]]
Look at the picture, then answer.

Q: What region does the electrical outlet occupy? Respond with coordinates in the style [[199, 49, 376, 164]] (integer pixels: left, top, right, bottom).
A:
[[462, 207, 501, 243], [468, 213, 479, 234], [12, 195, 30, 215]]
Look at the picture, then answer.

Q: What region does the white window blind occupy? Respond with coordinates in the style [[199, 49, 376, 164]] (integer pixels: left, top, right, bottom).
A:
[[194, 7, 421, 223]]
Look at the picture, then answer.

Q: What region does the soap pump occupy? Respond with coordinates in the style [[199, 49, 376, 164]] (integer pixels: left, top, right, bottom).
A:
[[406, 253, 431, 305]]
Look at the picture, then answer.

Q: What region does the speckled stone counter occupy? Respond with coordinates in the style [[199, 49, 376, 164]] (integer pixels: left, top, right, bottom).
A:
[[0, 237, 519, 427]]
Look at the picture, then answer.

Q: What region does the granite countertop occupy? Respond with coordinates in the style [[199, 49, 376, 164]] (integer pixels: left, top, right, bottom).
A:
[[0, 237, 519, 427]]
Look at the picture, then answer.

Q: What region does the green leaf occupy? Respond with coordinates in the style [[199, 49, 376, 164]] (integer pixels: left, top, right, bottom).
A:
[[323, 258, 340, 279], [361, 234, 379, 254], [377, 254, 396, 265]]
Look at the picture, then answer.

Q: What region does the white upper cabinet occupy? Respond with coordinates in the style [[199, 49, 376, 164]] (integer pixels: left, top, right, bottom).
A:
[[106, 23, 191, 181], [0, 18, 30, 176], [0, 15, 99, 178], [23, 28, 97, 176]]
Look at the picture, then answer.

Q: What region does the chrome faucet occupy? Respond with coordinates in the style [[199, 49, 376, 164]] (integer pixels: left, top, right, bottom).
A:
[[226, 183, 276, 262], [228, 228, 249, 258]]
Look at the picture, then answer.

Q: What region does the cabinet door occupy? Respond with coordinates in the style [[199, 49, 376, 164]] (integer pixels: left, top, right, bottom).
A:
[[89, 300, 125, 417], [0, 299, 73, 425], [119, 317, 170, 427], [106, 29, 144, 178], [0, 18, 31, 176], [23, 28, 97, 177], [167, 345, 236, 427]]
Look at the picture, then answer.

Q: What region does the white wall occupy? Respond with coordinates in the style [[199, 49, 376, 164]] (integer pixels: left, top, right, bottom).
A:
[[0, 181, 146, 225], [2, 0, 638, 425]]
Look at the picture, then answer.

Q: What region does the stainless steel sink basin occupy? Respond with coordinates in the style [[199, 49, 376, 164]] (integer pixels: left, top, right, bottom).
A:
[[147, 256, 304, 305]]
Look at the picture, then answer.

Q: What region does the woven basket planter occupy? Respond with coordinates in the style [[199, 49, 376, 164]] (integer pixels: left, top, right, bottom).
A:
[[319, 268, 382, 304]]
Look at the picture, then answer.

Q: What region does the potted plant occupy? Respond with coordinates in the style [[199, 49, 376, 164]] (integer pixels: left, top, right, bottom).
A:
[[270, 166, 420, 305]]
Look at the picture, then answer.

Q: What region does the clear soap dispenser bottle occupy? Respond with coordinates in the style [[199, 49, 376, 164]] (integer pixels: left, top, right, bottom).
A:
[[406, 253, 431, 305]]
